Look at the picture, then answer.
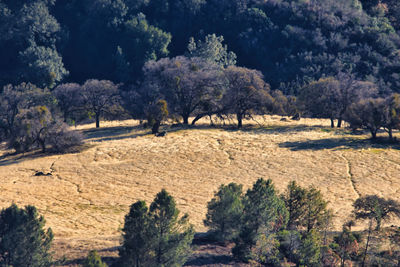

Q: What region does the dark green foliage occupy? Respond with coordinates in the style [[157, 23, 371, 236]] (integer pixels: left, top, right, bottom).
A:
[[283, 181, 308, 230], [187, 34, 237, 68], [83, 251, 107, 267], [0, 204, 53, 267], [277, 230, 302, 263], [204, 183, 243, 242], [119, 201, 154, 267], [299, 230, 321, 267], [53, 0, 171, 83], [0, 0, 67, 87], [119, 189, 194, 267], [232, 178, 288, 263], [150, 189, 194, 266], [283, 181, 330, 233], [304, 187, 329, 233], [114, 14, 171, 83], [353, 195, 400, 231], [2, 0, 400, 95]]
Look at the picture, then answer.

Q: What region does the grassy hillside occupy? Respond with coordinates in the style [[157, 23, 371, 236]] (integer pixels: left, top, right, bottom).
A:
[[0, 116, 399, 262]]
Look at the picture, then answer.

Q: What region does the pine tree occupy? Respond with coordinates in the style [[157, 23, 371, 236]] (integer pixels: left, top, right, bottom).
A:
[[150, 189, 194, 266], [204, 183, 243, 242], [283, 181, 307, 229], [0, 204, 53, 267], [232, 178, 288, 262], [119, 201, 155, 267], [299, 230, 321, 267], [119, 190, 194, 266]]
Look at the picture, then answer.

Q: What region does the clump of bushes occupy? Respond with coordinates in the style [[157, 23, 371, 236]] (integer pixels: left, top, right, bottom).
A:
[[8, 105, 83, 153]]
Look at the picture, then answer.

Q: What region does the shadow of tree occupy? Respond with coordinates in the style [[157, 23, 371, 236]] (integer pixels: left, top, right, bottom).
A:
[[82, 125, 146, 142], [0, 144, 93, 167], [184, 254, 234, 266], [279, 137, 400, 151]]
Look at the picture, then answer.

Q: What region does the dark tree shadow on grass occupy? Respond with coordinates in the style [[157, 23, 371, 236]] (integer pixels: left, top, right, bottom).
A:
[[279, 137, 400, 151], [81, 125, 148, 142], [0, 143, 93, 167]]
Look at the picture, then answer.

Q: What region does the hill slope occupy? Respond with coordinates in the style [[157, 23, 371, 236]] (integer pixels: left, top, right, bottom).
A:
[[0, 116, 399, 262]]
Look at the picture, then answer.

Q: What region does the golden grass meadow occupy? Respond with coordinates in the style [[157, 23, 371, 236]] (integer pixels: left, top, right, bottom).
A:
[[0, 116, 399, 262]]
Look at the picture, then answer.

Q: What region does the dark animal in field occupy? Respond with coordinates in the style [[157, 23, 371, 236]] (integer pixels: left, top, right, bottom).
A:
[[155, 131, 167, 137], [34, 171, 52, 176], [291, 113, 301, 121]]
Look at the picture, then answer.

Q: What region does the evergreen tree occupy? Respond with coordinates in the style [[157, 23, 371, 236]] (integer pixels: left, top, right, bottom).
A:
[[204, 183, 243, 242], [232, 178, 288, 262], [283, 181, 307, 230], [187, 34, 237, 68], [0, 204, 53, 267], [282, 182, 330, 232], [119, 201, 155, 267], [119, 190, 194, 266], [304, 187, 329, 233], [299, 230, 321, 267], [149, 189, 194, 266]]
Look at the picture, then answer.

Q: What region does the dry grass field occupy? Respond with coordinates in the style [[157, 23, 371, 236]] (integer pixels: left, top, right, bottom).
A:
[[0, 116, 400, 263]]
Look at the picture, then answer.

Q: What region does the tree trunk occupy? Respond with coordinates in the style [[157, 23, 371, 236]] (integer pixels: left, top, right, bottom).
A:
[[152, 121, 160, 134], [63, 111, 68, 123], [337, 118, 343, 128], [376, 218, 381, 231], [362, 220, 373, 267], [388, 128, 393, 140], [330, 118, 335, 128], [95, 113, 100, 128], [191, 114, 204, 126], [183, 115, 189, 125], [370, 129, 377, 139], [237, 113, 243, 128], [39, 139, 46, 153]]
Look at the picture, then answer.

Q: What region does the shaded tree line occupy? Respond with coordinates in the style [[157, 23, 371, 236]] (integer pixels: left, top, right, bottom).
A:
[[2, 0, 400, 95], [298, 73, 400, 140], [205, 179, 400, 266]]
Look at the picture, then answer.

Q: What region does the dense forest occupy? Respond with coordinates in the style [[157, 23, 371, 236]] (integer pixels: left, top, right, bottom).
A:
[[1, 0, 400, 91]]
